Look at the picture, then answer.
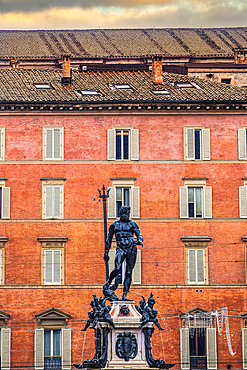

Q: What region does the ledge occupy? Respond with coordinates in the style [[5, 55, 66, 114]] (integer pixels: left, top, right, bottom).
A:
[[40, 177, 66, 181], [0, 178, 7, 181], [110, 177, 136, 181], [181, 236, 211, 242], [182, 177, 208, 181], [241, 236, 247, 242], [0, 237, 8, 242], [37, 237, 68, 242]]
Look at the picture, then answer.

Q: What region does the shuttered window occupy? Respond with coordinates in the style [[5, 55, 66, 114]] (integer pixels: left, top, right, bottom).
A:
[[240, 186, 247, 218], [0, 128, 5, 161], [44, 127, 64, 160], [185, 128, 210, 160], [44, 185, 63, 219], [61, 328, 71, 370], [107, 128, 139, 160], [180, 328, 190, 370], [108, 186, 140, 219], [206, 328, 217, 369], [243, 328, 247, 369], [108, 249, 141, 284], [0, 249, 2, 285], [44, 250, 61, 284], [188, 249, 205, 284], [180, 186, 212, 219], [238, 128, 247, 160], [1, 328, 11, 370]]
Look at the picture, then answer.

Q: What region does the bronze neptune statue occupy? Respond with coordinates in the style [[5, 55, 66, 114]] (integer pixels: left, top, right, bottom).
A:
[[103, 206, 143, 301]]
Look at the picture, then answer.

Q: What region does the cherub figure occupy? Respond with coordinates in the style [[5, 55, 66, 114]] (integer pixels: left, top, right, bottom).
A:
[[137, 293, 164, 331]]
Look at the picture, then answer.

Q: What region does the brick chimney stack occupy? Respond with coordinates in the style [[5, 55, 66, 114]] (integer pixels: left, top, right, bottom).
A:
[[152, 55, 163, 84], [61, 55, 72, 84], [234, 48, 247, 64]]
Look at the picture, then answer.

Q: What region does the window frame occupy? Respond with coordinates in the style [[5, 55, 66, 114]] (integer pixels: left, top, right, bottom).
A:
[[108, 177, 140, 219], [180, 178, 212, 219], [38, 237, 67, 286], [41, 178, 65, 220], [184, 126, 210, 161], [43, 127, 64, 161], [181, 236, 210, 285], [107, 127, 139, 161]]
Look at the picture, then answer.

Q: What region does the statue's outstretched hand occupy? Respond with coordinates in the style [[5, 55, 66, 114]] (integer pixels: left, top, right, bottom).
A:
[[104, 253, 109, 263]]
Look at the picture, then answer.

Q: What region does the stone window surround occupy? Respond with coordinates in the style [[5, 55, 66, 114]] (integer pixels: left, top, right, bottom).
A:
[[38, 237, 68, 286], [181, 236, 211, 285], [41, 177, 66, 220], [43, 126, 64, 161]]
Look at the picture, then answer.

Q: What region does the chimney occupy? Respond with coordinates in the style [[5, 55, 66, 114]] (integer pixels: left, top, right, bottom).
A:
[[234, 48, 247, 64], [152, 55, 163, 84], [61, 55, 72, 84]]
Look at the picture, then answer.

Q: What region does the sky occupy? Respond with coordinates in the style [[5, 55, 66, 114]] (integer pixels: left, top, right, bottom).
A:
[[0, 0, 246, 29]]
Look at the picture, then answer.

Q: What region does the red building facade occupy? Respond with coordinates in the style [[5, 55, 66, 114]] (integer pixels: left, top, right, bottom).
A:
[[0, 63, 246, 370]]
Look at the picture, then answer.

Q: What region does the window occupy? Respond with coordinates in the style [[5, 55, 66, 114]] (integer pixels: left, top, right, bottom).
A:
[[0, 238, 8, 285], [38, 237, 67, 285], [242, 312, 247, 369], [34, 83, 52, 89], [180, 309, 217, 370], [0, 128, 5, 161], [108, 177, 140, 219], [180, 178, 212, 219], [238, 128, 247, 160], [44, 329, 61, 369], [108, 248, 141, 284], [41, 178, 65, 219], [0, 311, 11, 370], [184, 127, 210, 160], [0, 179, 10, 219], [107, 127, 139, 161], [239, 178, 247, 218], [35, 308, 71, 370], [43, 127, 64, 160], [219, 76, 234, 85], [182, 236, 210, 285]]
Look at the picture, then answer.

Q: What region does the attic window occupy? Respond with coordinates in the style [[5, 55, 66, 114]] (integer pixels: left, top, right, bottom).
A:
[[114, 84, 131, 89], [34, 83, 51, 89], [152, 90, 171, 95], [79, 90, 100, 95], [174, 82, 201, 89]]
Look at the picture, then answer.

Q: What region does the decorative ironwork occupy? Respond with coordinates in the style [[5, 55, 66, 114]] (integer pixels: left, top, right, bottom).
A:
[[116, 332, 138, 361], [44, 357, 61, 370], [190, 356, 207, 369]]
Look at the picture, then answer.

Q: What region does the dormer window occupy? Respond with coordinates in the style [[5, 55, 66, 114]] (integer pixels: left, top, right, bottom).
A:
[[34, 83, 52, 89]]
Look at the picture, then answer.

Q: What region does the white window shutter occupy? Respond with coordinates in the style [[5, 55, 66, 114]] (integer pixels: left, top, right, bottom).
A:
[[180, 328, 190, 369], [54, 187, 61, 219], [62, 328, 71, 370], [1, 328, 11, 370], [133, 249, 141, 284], [132, 187, 140, 219], [207, 328, 217, 369], [44, 250, 52, 284], [131, 129, 139, 160], [54, 129, 61, 159], [202, 129, 210, 160], [204, 186, 212, 218], [46, 129, 53, 159], [45, 186, 53, 218], [242, 328, 247, 369], [180, 187, 188, 218], [2, 187, 10, 219], [109, 249, 115, 274], [108, 187, 116, 218], [35, 328, 44, 370], [240, 186, 247, 218], [238, 129, 246, 160], [188, 249, 196, 283], [186, 128, 195, 160], [0, 128, 3, 160], [54, 250, 61, 284], [107, 129, 115, 160], [197, 249, 205, 283]]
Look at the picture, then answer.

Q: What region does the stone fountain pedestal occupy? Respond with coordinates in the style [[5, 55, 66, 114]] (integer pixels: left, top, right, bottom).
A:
[[106, 301, 150, 369]]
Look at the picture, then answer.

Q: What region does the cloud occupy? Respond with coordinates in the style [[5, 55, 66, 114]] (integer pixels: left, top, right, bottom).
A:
[[0, 0, 246, 29]]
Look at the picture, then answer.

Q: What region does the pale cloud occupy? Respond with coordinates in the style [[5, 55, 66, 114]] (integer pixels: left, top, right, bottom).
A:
[[0, 0, 246, 29]]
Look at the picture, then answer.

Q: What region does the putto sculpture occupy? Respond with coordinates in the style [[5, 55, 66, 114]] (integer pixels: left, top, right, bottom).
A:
[[136, 293, 164, 330], [103, 206, 143, 301], [81, 294, 115, 331]]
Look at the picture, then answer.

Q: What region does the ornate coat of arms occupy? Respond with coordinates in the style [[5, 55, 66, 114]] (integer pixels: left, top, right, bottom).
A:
[[116, 332, 138, 361]]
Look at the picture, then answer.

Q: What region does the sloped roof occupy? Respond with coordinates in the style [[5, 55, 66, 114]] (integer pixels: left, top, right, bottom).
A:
[[0, 68, 246, 104], [0, 28, 247, 59]]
